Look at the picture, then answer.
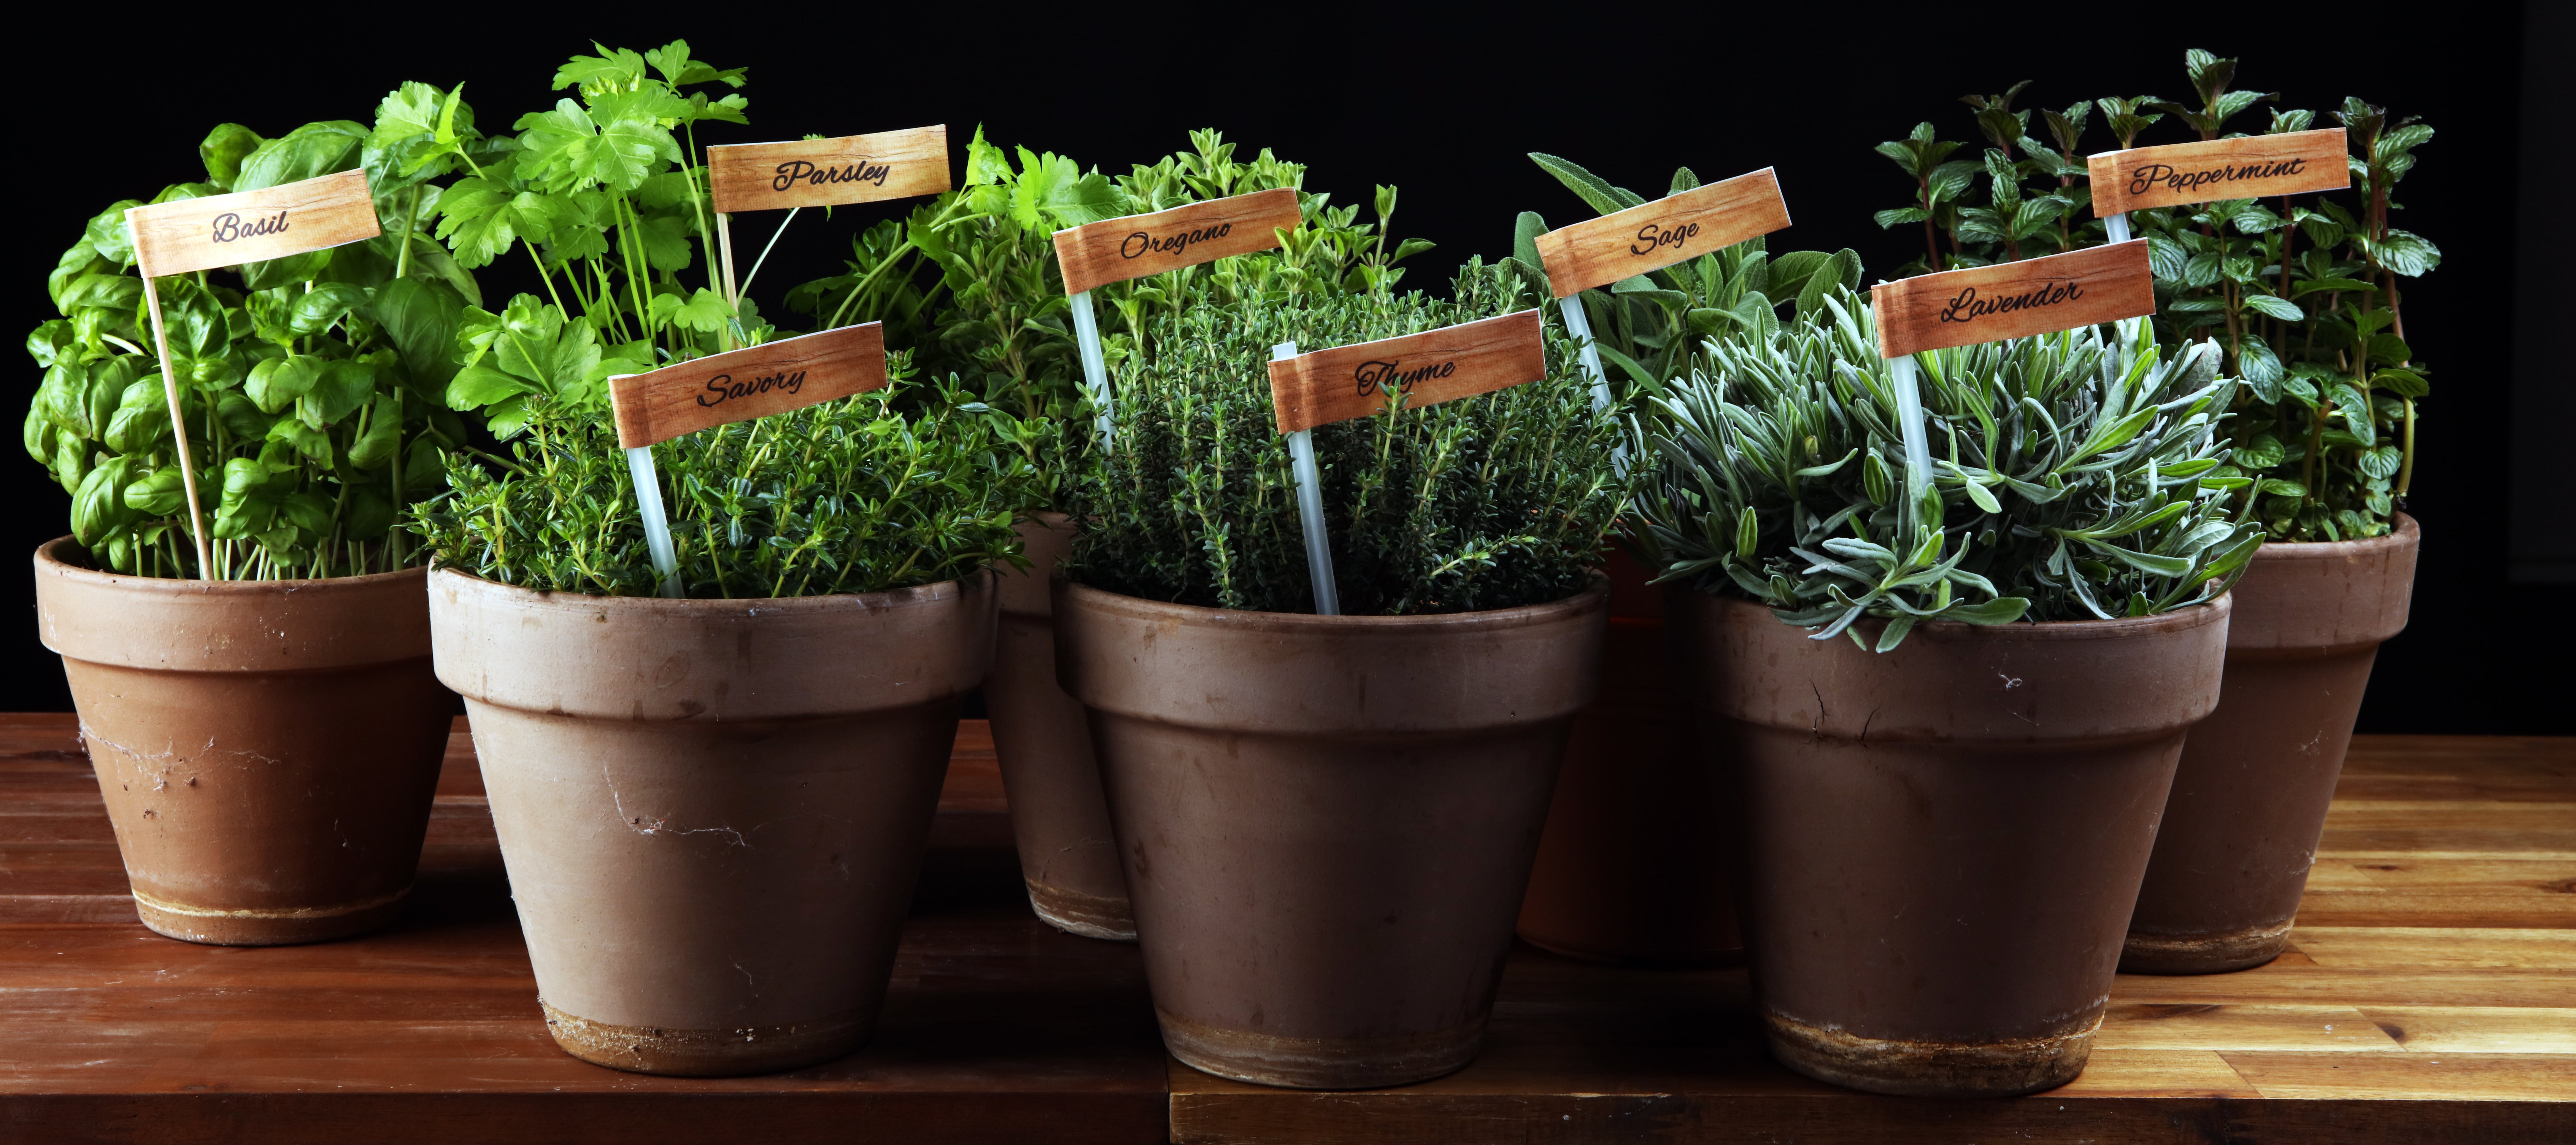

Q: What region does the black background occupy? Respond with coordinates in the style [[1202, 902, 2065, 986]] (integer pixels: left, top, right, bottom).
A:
[[13, 3, 2555, 731]]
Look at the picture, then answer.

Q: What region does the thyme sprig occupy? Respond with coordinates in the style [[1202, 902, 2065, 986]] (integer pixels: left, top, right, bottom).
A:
[[1065, 260, 1631, 616]]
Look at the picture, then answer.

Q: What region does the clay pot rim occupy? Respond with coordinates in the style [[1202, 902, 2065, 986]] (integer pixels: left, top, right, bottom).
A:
[[1695, 588, 2230, 644], [430, 562, 994, 615], [1058, 573, 1610, 634], [36, 535, 428, 594], [2250, 511, 2418, 561]]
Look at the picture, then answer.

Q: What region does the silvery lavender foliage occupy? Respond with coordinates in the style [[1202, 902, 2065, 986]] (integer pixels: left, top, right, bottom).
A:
[[1634, 289, 2260, 650]]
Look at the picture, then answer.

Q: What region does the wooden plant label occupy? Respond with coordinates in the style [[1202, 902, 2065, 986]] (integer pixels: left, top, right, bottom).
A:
[[1871, 241, 2154, 359], [1052, 187, 1303, 295], [610, 322, 887, 448], [2088, 128, 2349, 216], [124, 170, 380, 279], [706, 125, 951, 213], [1532, 168, 1791, 298], [1267, 309, 1546, 434]]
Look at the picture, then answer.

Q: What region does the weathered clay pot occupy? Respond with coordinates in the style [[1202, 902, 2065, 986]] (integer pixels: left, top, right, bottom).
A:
[[33, 537, 451, 946], [2125, 515, 2419, 974], [988, 513, 1133, 940], [429, 567, 993, 1076], [1674, 591, 2229, 1098], [1057, 578, 1607, 1090], [1518, 547, 1741, 965]]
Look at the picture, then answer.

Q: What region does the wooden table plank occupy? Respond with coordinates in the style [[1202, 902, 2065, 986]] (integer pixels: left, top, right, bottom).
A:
[[7, 719, 2572, 1141], [0, 715, 1167, 1144], [1167, 735, 2576, 1143]]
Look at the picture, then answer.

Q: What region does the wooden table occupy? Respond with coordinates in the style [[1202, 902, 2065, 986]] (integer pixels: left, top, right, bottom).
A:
[[4, 721, 2570, 1143]]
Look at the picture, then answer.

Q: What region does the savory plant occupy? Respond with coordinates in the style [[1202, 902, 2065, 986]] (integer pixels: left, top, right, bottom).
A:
[[1633, 290, 2259, 649], [1866, 49, 2433, 543], [28, 99, 489, 579], [409, 366, 1037, 598], [1505, 153, 1864, 394], [1065, 260, 1630, 616]]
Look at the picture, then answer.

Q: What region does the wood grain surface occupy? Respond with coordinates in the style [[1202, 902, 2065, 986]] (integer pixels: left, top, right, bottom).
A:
[[2089, 128, 2351, 216], [2, 722, 2567, 1142], [1166, 733, 2576, 1144], [1266, 309, 1546, 434], [1533, 168, 1791, 298], [706, 125, 950, 213], [125, 170, 380, 279], [1871, 240, 2155, 358], [0, 717, 1166, 1144], [609, 323, 885, 449], [1051, 188, 1301, 295]]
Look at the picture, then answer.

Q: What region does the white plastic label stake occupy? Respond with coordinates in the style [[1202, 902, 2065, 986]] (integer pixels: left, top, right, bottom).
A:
[[1554, 295, 1614, 415], [1276, 340, 1340, 616], [1071, 290, 1114, 443], [624, 446, 685, 599], [1887, 354, 1936, 536], [2101, 212, 2143, 343], [1554, 296, 1628, 473], [607, 375, 683, 599]]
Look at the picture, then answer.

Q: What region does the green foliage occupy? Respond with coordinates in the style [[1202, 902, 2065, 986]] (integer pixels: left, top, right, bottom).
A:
[[788, 128, 1432, 446], [1065, 260, 1630, 616], [26, 101, 486, 579], [1866, 48, 2434, 542], [408, 41, 759, 436], [409, 368, 1042, 599], [1511, 153, 1862, 396], [1634, 292, 2259, 650]]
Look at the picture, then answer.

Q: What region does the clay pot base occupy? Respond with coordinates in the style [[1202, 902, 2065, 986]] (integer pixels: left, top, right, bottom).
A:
[[539, 999, 866, 1076], [2121, 919, 2295, 975], [1159, 1008, 1485, 1090], [1025, 879, 1137, 942], [1762, 1010, 2096, 1098], [132, 885, 410, 947], [1519, 933, 1743, 968]]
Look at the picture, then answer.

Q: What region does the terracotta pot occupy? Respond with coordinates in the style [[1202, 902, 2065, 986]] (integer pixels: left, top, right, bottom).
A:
[[429, 567, 993, 1076], [1674, 591, 2228, 1097], [1057, 578, 1607, 1090], [2125, 515, 2419, 974], [987, 513, 1133, 940], [33, 537, 451, 946], [1517, 547, 1741, 965]]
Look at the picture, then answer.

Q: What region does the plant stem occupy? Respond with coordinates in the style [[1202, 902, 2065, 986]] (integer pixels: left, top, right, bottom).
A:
[[2395, 397, 2416, 498], [395, 186, 422, 280]]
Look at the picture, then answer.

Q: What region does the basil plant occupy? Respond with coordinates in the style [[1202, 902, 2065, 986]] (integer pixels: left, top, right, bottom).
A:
[[28, 95, 488, 579]]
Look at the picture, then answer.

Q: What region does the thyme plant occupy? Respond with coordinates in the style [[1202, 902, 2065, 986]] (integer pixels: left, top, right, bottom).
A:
[[1065, 260, 1630, 616], [409, 367, 1038, 598], [1867, 49, 2435, 542], [1634, 291, 2259, 650]]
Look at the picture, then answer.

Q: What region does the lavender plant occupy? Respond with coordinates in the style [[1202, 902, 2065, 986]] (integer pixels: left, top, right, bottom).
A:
[[1634, 290, 2259, 650]]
